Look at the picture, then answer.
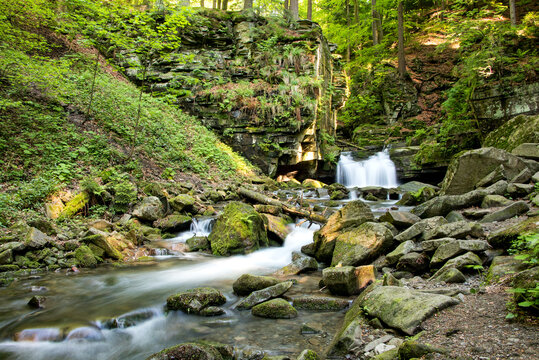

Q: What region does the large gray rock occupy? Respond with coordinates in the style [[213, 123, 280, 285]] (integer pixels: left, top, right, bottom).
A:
[[146, 342, 224, 360], [251, 298, 297, 319], [411, 191, 485, 219], [487, 256, 528, 283], [359, 286, 459, 335], [430, 240, 491, 266], [429, 267, 466, 283], [416, 238, 456, 252], [169, 194, 196, 213], [153, 214, 192, 231], [430, 252, 483, 279], [440, 147, 528, 195], [423, 221, 484, 240], [312, 200, 374, 263], [506, 183, 534, 197], [488, 217, 538, 249], [24, 228, 50, 249], [232, 274, 281, 296], [394, 217, 447, 242], [236, 281, 293, 310], [277, 251, 318, 275], [331, 222, 394, 266], [379, 211, 421, 229], [133, 196, 164, 222], [396, 252, 429, 273], [322, 266, 358, 296], [386, 240, 416, 265], [512, 143, 539, 160], [480, 201, 530, 223], [166, 287, 226, 314], [292, 296, 350, 311], [481, 194, 513, 208], [511, 168, 532, 183]]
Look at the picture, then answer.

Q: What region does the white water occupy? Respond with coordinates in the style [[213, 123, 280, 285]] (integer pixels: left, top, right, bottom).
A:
[[0, 222, 320, 360], [167, 217, 215, 243], [336, 150, 398, 188]]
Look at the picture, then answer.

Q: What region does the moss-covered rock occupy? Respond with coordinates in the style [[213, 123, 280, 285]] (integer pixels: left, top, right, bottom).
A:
[[322, 266, 358, 296], [488, 216, 539, 249], [236, 281, 293, 310], [58, 192, 90, 219], [186, 236, 210, 252], [166, 287, 226, 314], [153, 214, 192, 231], [262, 214, 292, 243], [170, 194, 196, 213], [232, 274, 281, 296], [251, 298, 297, 319], [296, 349, 320, 360], [208, 202, 268, 256], [397, 340, 448, 359], [486, 255, 528, 283], [133, 196, 164, 222], [483, 114, 539, 151], [292, 296, 349, 311], [146, 342, 224, 360], [74, 246, 98, 268]]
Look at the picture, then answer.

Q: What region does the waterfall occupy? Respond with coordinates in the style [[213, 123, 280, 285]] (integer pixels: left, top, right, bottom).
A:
[[168, 217, 215, 243], [336, 149, 398, 188]]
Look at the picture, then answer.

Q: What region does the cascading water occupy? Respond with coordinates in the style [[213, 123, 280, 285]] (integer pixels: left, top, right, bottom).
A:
[[167, 217, 215, 243], [336, 149, 398, 188]]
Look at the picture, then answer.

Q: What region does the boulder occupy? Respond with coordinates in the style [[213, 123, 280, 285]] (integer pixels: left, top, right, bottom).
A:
[[74, 246, 98, 267], [166, 287, 226, 314], [382, 272, 403, 286], [251, 298, 297, 319], [331, 222, 394, 266], [430, 252, 483, 280], [462, 209, 490, 219], [153, 214, 192, 231], [146, 342, 224, 360], [232, 274, 281, 296], [236, 281, 293, 310], [133, 196, 164, 222], [506, 183, 534, 197], [386, 240, 416, 265], [445, 211, 466, 223], [511, 168, 532, 183], [481, 194, 513, 208], [396, 252, 430, 273], [480, 201, 530, 223], [65, 327, 105, 342], [0, 249, 13, 265], [208, 202, 268, 256], [322, 266, 358, 296], [512, 143, 539, 160], [58, 192, 90, 219], [429, 267, 466, 283], [423, 221, 484, 240], [312, 200, 374, 263], [277, 252, 318, 275], [475, 165, 506, 188], [292, 296, 350, 311], [28, 295, 46, 309], [24, 228, 50, 249], [359, 285, 459, 335], [511, 267, 539, 305], [83, 230, 123, 260], [411, 190, 486, 219], [105, 309, 159, 329], [533, 171, 539, 183], [297, 349, 321, 360], [14, 328, 63, 342], [394, 216, 447, 242], [45, 196, 65, 219], [488, 217, 538, 249], [262, 214, 291, 243], [199, 306, 225, 317], [186, 237, 210, 252], [416, 238, 456, 252], [379, 211, 420, 229], [398, 181, 439, 193], [430, 240, 491, 267], [169, 194, 196, 213], [440, 147, 527, 195], [397, 340, 448, 359], [303, 179, 325, 188], [487, 256, 528, 283]]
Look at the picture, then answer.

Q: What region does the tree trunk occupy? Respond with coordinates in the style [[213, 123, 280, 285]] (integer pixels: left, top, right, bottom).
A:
[[200, 0, 204, 8], [509, 0, 517, 26], [222, 0, 228, 10], [307, 0, 312, 20], [243, 0, 253, 9], [212, 0, 216, 9], [130, 65, 147, 159], [289, 0, 299, 20], [353, 0, 359, 23], [372, 0, 379, 45], [284, 0, 289, 11], [84, 52, 100, 123], [397, 1, 407, 77], [346, 0, 350, 61]]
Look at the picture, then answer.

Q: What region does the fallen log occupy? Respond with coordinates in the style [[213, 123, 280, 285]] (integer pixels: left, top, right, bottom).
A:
[[238, 187, 327, 224]]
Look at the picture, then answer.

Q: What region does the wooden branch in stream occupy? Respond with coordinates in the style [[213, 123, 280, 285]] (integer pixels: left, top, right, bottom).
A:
[[238, 187, 327, 224]]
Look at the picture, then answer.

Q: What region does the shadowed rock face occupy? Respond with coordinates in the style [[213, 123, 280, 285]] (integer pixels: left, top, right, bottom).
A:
[[116, 13, 342, 177]]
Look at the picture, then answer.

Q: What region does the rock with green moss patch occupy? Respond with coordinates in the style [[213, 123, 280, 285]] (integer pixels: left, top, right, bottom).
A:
[[59, 192, 90, 219], [487, 217, 539, 249], [429, 267, 466, 283], [208, 202, 268, 256], [486, 255, 527, 283], [23, 228, 50, 249], [322, 266, 358, 296], [83, 232, 123, 260], [0, 249, 13, 265], [133, 196, 164, 222], [262, 214, 291, 243], [28, 295, 46, 309], [397, 340, 448, 359], [170, 194, 196, 213], [484, 115, 539, 152], [74, 246, 98, 268], [292, 296, 349, 311], [379, 211, 420, 230], [146, 342, 224, 360], [186, 237, 210, 252], [232, 274, 281, 296], [251, 298, 297, 319], [166, 287, 226, 314], [481, 194, 513, 208], [394, 216, 448, 242], [153, 214, 192, 231], [480, 201, 530, 223], [0, 265, 19, 272], [236, 281, 293, 310], [297, 349, 320, 360], [511, 267, 539, 306]]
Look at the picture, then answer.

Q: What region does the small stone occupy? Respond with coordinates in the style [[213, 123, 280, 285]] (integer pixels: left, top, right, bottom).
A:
[[28, 295, 46, 308]]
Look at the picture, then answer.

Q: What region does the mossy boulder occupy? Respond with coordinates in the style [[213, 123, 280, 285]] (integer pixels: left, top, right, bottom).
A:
[[322, 266, 358, 296], [236, 281, 293, 310], [170, 194, 196, 213], [23, 228, 50, 249], [251, 298, 298, 319], [58, 192, 90, 219], [133, 196, 164, 222], [208, 202, 268, 256], [146, 342, 224, 360], [292, 296, 349, 311], [312, 200, 374, 263], [486, 255, 528, 283], [153, 214, 192, 231], [331, 222, 394, 267], [232, 274, 281, 296], [74, 246, 98, 268], [480, 201, 530, 223], [166, 287, 226, 315], [483, 114, 539, 151], [297, 349, 321, 360], [488, 216, 539, 249], [397, 340, 448, 359], [262, 214, 292, 243], [186, 237, 210, 252]]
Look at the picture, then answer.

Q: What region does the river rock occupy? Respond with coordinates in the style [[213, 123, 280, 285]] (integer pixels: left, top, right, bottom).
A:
[[480, 201, 530, 223], [488, 217, 538, 249], [430, 240, 490, 267], [359, 285, 459, 335], [199, 306, 225, 317], [105, 308, 159, 329], [394, 216, 447, 242], [383, 272, 403, 286], [430, 252, 483, 280], [24, 228, 50, 249], [312, 200, 374, 263], [169, 194, 196, 213], [423, 221, 484, 240], [512, 143, 539, 160], [511, 167, 533, 183], [416, 238, 456, 252], [74, 246, 98, 267], [133, 196, 164, 222], [65, 327, 105, 341], [14, 328, 63, 342], [186, 236, 210, 252], [445, 210, 466, 223], [263, 214, 291, 243], [486, 255, 528, 283], [322, 266, 358, 296], [166, 287, 226, 314], [83, 230, 123, 260], [0, 249, 13, 265], [232, 274, 281, 296], [379, 211, 420, 229], [236, 281, 293, 310], [28, 295, 46, 308], [153, 214, 192, 231], [146, 342, 224, 360], [292, 296, 349, 311], [506, 183, 534, 197], [411, 190, 485, 219], [208, 202, 268, 256], [481, 194, 513, 208], [251, 298, 297, 319], [396, 252, 430, 273], [429, 267, 466, 283], [440, 147, 528, 195], [277, 252, 318, 275], [331, 222, 394, 266], [297, 349, 321, 360], [386, 240, 416, 265], [462, 209, 490, 219]]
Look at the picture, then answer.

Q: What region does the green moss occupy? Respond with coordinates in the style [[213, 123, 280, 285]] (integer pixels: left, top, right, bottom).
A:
[[59, 192, 90, 220], [483, 114, 539, 151], [251, 298, 298, 319], [0, 265, 19, 272], [166, 287, 226, 314], [74, 245, 98, 268]]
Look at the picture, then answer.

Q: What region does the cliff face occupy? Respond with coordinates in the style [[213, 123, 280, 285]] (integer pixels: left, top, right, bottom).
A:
[[119, 10, 343, 177]]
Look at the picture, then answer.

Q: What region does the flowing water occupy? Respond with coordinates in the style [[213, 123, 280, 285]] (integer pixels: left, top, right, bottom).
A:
[[0, 222, 343, 360], [336, 150, 398, 189]]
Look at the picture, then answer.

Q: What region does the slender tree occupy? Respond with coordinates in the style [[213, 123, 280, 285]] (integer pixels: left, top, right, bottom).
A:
[[372, 0, 379, 45], [284, 0, 289, 11], [289, 0, 299, 20], [509, 0, 517, 26], [222, 0, 228, 10], [307, 0, 312, 20], [200, 0, 205, 8], [244, 0, 253, 9], [346, 0, 351, 61], [397, 0, 407, 77]]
